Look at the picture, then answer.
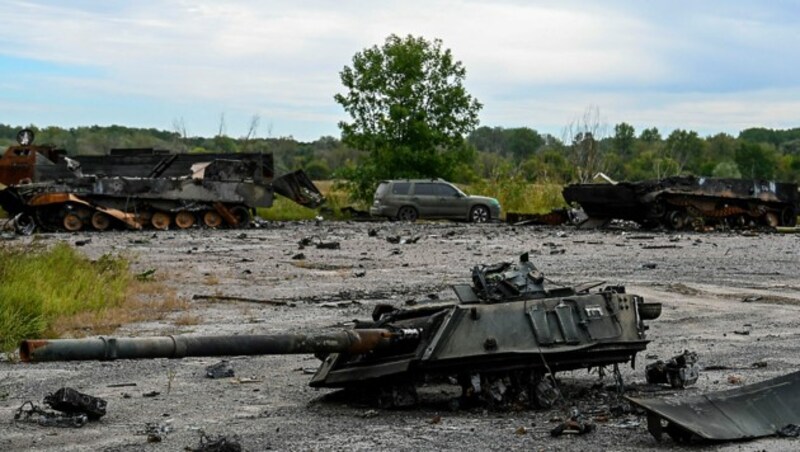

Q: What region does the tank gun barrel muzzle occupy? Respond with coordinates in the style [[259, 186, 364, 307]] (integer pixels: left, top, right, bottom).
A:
[[20, 329, 414, 363]]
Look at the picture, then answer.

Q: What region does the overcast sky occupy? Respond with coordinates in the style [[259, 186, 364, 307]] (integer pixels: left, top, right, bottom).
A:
[[1, 0, 798, 141]]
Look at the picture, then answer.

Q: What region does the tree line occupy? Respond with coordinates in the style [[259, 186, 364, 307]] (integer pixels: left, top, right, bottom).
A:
[[2, 121, 799, 184]]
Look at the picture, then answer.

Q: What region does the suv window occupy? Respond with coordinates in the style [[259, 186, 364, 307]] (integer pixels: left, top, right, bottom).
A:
[[437, 184, 458, 196], [375, 182, 389, 198], [413, 183, 437, 196], [391, 182, 410, 195]]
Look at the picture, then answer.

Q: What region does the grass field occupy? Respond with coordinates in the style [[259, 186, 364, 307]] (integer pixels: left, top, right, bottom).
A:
[[0, 243, 185, 353]]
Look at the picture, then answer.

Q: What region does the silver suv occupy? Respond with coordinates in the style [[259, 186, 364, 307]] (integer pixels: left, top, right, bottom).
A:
[[370, 179, 501, 222]]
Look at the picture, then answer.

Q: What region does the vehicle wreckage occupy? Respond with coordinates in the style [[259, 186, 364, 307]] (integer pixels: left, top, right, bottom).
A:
[[0, 129, 324, 232], [563, 176, 799, 230], [20, 253, 662, 409]]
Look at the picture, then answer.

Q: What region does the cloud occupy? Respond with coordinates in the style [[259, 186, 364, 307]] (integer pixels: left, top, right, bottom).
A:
[[0, 0, 797, 139]]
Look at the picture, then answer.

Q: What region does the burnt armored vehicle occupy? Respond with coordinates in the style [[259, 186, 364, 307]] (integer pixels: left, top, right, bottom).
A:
[[0, 129, 323, 232], [563, 176, 799, 230], [20, 254, 661, 408]]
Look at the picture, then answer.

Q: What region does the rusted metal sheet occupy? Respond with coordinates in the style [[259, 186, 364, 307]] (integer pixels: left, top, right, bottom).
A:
[[563, 176, 799, 229], [627, 371, 800, 442]]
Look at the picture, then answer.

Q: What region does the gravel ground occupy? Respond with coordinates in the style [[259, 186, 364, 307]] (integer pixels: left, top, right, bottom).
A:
[[1, 220, 799, 451]]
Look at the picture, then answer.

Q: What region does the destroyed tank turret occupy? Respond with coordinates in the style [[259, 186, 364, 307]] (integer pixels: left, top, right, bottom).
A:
[[563, 176, 799, 230], [20, 254, 661, 409], [0, 129, 324, 232]]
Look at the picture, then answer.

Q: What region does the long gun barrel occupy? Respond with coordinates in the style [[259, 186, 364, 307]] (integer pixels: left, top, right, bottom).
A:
[[20, 329, 419, 363]]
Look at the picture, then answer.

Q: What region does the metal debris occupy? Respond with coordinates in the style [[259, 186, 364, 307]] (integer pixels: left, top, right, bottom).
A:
[[206, 360, 235, 379], [550, 408, 595, 437], [645, 351, 699, 388], [13, 387, 106, 428], [189, 432, 243, 452], [14, 401, 88, 428], [627, 370, 800, 442]]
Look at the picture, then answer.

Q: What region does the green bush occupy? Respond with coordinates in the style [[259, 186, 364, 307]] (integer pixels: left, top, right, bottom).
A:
[[0, 243, 130, 351]]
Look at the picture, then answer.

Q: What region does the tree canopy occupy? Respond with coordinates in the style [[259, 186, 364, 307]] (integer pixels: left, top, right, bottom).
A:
[[334, 34, 482, 201]]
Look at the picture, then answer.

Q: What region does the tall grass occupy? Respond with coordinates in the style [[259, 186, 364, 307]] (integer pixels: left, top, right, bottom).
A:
[[0, 243, 131, 351], [464, 180, 566, 217]]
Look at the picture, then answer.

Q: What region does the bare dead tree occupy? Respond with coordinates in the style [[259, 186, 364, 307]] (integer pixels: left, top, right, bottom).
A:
[[217, 113, 227, 137], [241, 114, 261, 152], [562, 106, 609, 183], [171, 117, 189, 153]]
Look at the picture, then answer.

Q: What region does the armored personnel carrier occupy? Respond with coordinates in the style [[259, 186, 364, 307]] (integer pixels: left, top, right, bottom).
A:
[[563, 176, 798, 229], [21, 254, 662, 408], [0, 129, 323, 232]]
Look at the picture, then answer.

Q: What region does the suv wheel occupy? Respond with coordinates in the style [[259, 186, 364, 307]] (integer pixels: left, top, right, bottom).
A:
[[396, 206, 418, 222], [470, 205, 490, 223]]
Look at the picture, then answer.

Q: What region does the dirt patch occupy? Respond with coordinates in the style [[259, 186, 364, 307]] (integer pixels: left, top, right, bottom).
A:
[[1, 223, 799, 451]]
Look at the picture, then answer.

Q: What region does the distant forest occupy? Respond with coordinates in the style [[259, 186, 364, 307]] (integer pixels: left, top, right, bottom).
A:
[[2, 122, 799, 183]]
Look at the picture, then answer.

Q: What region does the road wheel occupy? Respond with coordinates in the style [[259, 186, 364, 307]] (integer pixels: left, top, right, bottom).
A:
[[781, 207, 797, 227], [396, 206, 418, 222], [230, 206, 251, 228], [470, 205, 490, 223], [63, 213, 83, 231], [203, 211, 223, 228], [765, 212, 779, 228], [91, 212, 111, 231], [175, 211, 196, 229], [151, 212, 171, 230], [666, 210, 685, 230]]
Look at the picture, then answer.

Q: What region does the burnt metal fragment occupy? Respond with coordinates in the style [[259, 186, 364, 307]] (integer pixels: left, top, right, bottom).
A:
[[190, 432, 243, 452], [645, 351, 699, 388], [550, 408, 596, 436], [206, 360, 235, 379], [14, 387, 107, 428], [627, 370, 800, 442]]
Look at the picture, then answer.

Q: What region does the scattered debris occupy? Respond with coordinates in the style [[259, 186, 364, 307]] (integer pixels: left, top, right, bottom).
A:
[[316, 241, 340, 250], [733, 330, 750, 335], [107, 383, 137, 388], [505, 209, 573, 226], [141, 421, 172, 443], [206, 361, 235, 379], [359, 409, 379, 419], [13, 388, 107, 428], [143, 391, 160, 398], [550, 408, 595, 437], [189, 432, 243, 452], [627, 370, 800, 442], [135, 268, 157, 281], [74, 238, 92, 247], [386, 235, 421, 245], [727, 374, 743, 385], [642, 263, 657, 269], [14, 401, 88, 428], [514, 426, 527, 435], [429, 415, 442, 425], [192, 294, 289, 306], [645, 351, 699, 388], [291, 252, 306, 260], [742, 295, 763, 303]]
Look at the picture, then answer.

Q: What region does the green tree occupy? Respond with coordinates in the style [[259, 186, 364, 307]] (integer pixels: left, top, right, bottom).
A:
[[639, 127, 662, 144], [612, 122, 636, 156], [735, 142, 778, 179], [334, 34, 482, 202]]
